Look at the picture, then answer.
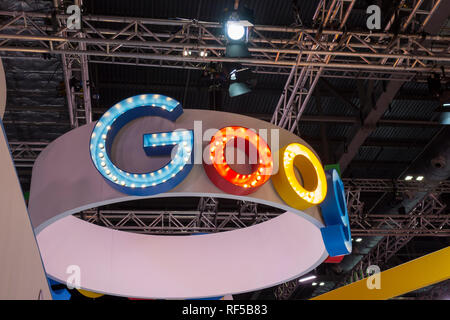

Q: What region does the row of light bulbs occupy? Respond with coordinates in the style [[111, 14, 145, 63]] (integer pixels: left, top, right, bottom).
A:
[[183, 49, 208, 57], [404, 175, 424, 181]]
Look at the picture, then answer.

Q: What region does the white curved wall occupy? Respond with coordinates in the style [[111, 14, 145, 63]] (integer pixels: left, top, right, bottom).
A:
[[0, 120, 51, 299]]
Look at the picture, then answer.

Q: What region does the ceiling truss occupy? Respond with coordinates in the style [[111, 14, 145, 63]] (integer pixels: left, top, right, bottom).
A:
[[340, 192, 447, 286], [0, 9, 447, 76]]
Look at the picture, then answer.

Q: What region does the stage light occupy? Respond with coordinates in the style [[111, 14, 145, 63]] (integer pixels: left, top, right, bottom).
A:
[[355, 238, 362, 242], [416, 176, 424, 181], [228, 66, 255, 98], [229, 82, 250, 97], [319, 282, 325, 286], [312, 282, 318, 286], [439, 113, 450, 124], [439, 98, 450, 125], [299, 275, 317, 283], [405, 175, 413, 181], [430, 71, 450, 124], [226, 21, 245, 40], [223, 7, 254, 58]]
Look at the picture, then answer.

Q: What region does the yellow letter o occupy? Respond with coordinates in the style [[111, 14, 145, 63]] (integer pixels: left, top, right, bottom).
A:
[[272, 143, 327, 210]]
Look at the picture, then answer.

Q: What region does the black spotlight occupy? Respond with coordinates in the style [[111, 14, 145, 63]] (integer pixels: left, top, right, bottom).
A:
[[429, 68, 450, 125], [438, 89, 450, 125], [228, 66, 256, 98], [222, 6, 254, 58]]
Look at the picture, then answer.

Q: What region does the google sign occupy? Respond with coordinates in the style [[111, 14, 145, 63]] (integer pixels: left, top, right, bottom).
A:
[[29, 94, 351, 299]]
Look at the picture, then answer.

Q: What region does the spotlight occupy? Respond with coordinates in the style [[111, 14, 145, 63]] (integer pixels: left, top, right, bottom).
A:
[[229, 82, 251, 97], [319, 282, 325, 286], [228, 66, 256, 98], [223, 7, 254, 58], [226, 21, 245, 41], [416, 176, 424, 181], [438, 90, 450, 125], [429, 67, 449, 125], [355, 238, 362, 243], [312, 282, 318, 286], [404, 175, 413, 181]]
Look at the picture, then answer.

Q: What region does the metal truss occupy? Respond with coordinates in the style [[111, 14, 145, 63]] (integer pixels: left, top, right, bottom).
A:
[[58, 1, 92, 127], [72, 187, 450, 237], [337, 0, 449, 173], [61, 51, 92, 127], [275, 184, 449, 299], [346, 189, 364, 215], [0, 7, 447, 80], [349, 213, 450, 236], [270, 57, 322, 132], [0, 3, 446, 132], [74, 192, 448, 300], [8, 140, 450, 191], [340, 192, 447, 286], [269, 0, 448, 134], [8, 141, 47, 168], [270, 0, 355, 133], [76, 209, 276, 235], [274, 278, 301, 300], [347, 185, 449, 236], [74, 203, 449, 237], [342, 178, 450, 194], [197, 197, 218, 214]]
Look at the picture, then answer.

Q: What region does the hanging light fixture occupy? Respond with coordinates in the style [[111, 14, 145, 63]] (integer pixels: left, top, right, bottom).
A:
[[222, 5, 254, 58]]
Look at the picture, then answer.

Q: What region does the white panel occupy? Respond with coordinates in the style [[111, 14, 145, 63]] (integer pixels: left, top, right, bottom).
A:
[[38, 214, 327, 299], [0, 120, 51, 299]]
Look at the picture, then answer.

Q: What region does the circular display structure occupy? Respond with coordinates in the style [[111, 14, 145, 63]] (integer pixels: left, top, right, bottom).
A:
[[29, 95, 350, 299]]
